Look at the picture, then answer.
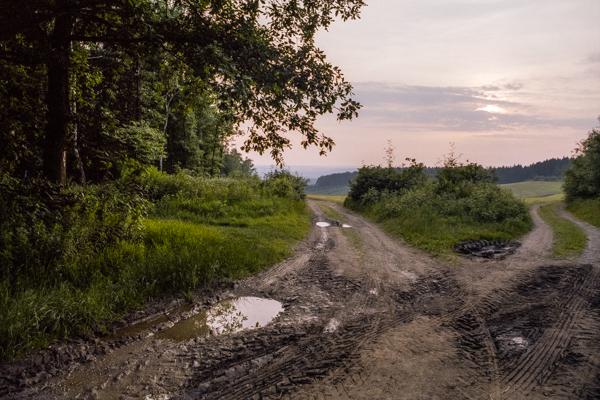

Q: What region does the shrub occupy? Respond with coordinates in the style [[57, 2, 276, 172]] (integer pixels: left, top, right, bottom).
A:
[[345, 160, 531, 255], [263, 170, 307, 200], [564, 127, 600, 200], [346, 163, 427, 207]]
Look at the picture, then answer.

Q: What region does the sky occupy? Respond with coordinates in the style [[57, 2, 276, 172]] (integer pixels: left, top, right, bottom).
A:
[[241, 0, 600, 169]]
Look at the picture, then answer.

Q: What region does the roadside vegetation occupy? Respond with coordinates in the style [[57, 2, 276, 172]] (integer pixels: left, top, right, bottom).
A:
[[345, 157, 532, 256], [538, 203, 587, 258], [0, 170, 309, 361], [0, 1, 364, 362], [563, 124, 600, 229]]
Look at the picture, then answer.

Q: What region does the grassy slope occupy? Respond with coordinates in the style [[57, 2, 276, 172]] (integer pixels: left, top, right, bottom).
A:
[[567, 198, 600, 228], [501, 180, 563, 199], [1, 191, 310, 360], [539, 203, 587, 258]]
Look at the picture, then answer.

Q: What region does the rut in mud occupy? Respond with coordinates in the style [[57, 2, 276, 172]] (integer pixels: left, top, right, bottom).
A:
[[2, 202, 600, 400]]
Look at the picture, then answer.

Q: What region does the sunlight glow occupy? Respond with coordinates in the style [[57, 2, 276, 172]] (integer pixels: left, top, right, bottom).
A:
[[476, 104, 508, 114]]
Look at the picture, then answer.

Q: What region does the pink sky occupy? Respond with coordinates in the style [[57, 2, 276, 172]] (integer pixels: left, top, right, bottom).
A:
[[237, 0, 600, 168]]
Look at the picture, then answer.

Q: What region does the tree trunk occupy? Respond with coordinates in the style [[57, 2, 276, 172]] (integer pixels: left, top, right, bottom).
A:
[[43, 5, 72, 184]]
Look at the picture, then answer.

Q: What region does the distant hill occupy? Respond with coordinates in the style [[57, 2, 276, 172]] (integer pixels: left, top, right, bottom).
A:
[[306, 157, 572, 195]]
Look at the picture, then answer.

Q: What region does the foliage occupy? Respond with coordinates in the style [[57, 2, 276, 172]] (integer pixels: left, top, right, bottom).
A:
[[345, 160, 531, 255], [221, 148, 256, 177], [346, 162, 427, 206], [263, 170, 308, 200], [1, 0, 364, 183], [564, 127, 600, 200], [0, 171, 309, 360], [538, 203, 587, 258]]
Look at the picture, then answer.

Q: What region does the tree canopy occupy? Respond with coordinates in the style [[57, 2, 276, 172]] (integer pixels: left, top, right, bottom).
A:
[[1, 0, 363, 183]]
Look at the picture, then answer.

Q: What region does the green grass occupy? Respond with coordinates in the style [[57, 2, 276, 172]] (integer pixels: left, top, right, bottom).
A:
[[567, 198, 600, 228], [350, 183, 532, 257], [307, 194, 346, 204], [320, 204, 345, 221], [377, 212, 530, 257], [501, 180, 563, 199], [524, 193, 565, 205], [0, 177, 310, 361], [538, 203, 587, 258]]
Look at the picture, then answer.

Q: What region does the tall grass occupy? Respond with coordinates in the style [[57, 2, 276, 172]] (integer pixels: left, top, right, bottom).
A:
[[539, 203, 587, 258], [0, 170, 310, 360], [567, 198, 600, 228], [345, 164, 532, 256], [366, 187, 531, 256]]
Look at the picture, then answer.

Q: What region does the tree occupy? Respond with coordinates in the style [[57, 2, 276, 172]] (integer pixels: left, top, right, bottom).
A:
[[1, 0, 363, 184], [564, 124, 600, 200]]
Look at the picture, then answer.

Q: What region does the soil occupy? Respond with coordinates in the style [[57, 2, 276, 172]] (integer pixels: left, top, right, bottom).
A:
[[1, 201, 599, 400]]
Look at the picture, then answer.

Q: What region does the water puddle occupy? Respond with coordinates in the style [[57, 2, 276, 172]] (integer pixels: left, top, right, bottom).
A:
[[158, 297, 283, 341], [324, 318, 340, 333], [316, 221, 331, 227], [497, 333, 529, 353], [342, 224, 352, 228]]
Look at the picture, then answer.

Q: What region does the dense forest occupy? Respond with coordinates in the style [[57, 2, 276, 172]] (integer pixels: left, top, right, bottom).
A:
[[1, 0, 363, 183], [308, 157, 572, 194]]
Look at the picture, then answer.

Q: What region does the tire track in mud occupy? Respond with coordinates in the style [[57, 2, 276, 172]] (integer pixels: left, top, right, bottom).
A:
[[5, 201, 600, 400], [450, 263, 600, 399], [502, 266, 600, 395]]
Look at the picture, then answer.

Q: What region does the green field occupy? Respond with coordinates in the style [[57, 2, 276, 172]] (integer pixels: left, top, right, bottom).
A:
[[307, 194, 346, 204], [501, 180, 563, 199]]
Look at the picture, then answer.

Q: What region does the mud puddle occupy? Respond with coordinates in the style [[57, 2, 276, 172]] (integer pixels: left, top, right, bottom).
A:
[[158, 297, 283, 341]]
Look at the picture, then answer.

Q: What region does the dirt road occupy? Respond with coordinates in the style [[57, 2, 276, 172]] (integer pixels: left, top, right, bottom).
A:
[[2, 201, 600, 399]]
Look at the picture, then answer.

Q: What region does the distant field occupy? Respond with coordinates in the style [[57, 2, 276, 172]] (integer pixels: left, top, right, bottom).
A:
[[501, 180, 563, 199], [305, 185, 349, 196], [307, 194, 346, 204]]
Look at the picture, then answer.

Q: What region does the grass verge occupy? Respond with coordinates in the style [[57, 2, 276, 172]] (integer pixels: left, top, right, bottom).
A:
[[538, 203, 587, 258], [567, 198, 600, 228], [0, 174, 310, 361]]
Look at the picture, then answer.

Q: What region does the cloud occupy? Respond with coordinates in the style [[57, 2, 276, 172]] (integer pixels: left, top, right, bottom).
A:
[[585, 52, 600, 63], [351, 82, 594, 134]]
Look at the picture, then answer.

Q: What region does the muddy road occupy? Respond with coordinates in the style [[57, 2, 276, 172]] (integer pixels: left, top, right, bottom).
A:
[[2, 201, 600, 399]]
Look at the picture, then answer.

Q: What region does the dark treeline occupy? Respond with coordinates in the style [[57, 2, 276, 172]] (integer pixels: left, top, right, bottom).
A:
[[494, 157, 571, 184], [309, 157, 572, 193]]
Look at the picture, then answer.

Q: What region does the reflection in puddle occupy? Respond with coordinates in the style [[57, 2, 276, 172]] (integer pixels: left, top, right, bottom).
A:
[[497, 333, 529, 352], [324, 318, 340, 333], [158, 297, 283, 341], [316, 221, 331, 227]]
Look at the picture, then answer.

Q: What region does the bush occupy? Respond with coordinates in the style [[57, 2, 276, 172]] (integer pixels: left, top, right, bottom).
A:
[[263, 170, 307, 200], [346, 163, 427, 207], [0, 174, 147, 290], [564, 127, 600, 200], [345, 160, 531, 255]]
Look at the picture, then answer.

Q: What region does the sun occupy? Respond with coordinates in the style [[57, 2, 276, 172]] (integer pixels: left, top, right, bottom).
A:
[[476, 104, 508, 114]]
